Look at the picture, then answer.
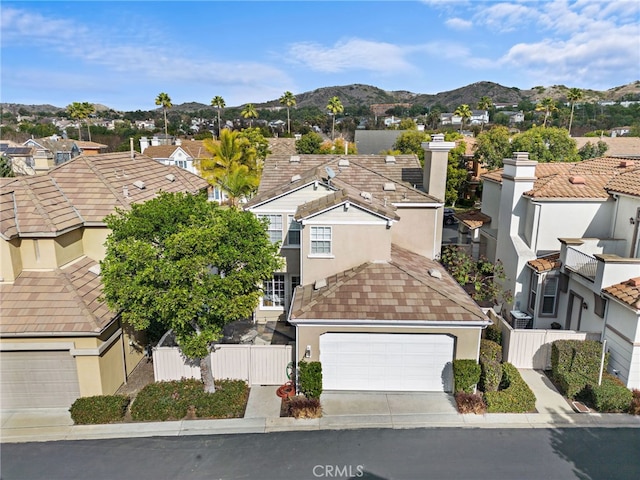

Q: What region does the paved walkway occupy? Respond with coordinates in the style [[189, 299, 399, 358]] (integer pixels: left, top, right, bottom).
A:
[[2, 369, 639, 443]]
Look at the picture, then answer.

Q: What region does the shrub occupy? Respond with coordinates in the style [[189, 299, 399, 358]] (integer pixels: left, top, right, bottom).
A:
[[479, 339, 502, 364], [453, 359, 481, 394], [131, 378, 248, 421], [485, 323, 502, 346], [69, 395, 130, 425], [455, 392, 486, 414], [480, 360, 503, 392], [585, 374, 633, 413], [630, 390, 640, 415], [556, 371, 590, 399], [484, 363, 536, 413], [298, 361, 323, 399], [551, 339, 609, 399], [287, 395, 322, 419]]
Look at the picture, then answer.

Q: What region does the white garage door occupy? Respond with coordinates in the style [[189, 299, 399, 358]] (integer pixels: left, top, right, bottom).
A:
[[320, 333, 454, 392], [0, 351, 81, 408]]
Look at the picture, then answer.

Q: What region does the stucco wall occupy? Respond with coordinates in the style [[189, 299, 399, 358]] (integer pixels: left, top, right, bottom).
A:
[[296, 325, 482, 363], [20, 239, 58, 269], [82, 227, 110, 261], [481, 181, 501, 230], [603, 300, 640, 389], [612, 195, 640, 257], [0, 238, 22, 282], [54, 229, 84, 267], [392, 207, 439, 259]]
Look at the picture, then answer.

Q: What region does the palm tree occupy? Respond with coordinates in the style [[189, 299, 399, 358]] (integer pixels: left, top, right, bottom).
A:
[[535, 97, 557, 127], [241, 103, 258, 127], [210, 96, 225, 138], [155, 92, 172, 139], [477, 96, 493, 132], [279, 91, 296, 135], [66, 102, 87, 140], [567, 88, 583, 136], [81, 102, 95, 141], [326, 96, 344, 140], [215, 163, 259, 208], [454, 104, 472, 133]]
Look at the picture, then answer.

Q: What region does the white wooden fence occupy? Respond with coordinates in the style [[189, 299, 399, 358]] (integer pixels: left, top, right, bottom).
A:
[[488, 310, 601, 370], [153, 343, 293, 385]]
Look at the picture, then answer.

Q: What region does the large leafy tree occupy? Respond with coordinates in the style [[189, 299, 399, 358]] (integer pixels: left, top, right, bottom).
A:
[[241, 103, 258, 127], [474, 126, 512, 169], [511, 126, 579, 163], [155, 92, 172, 139], [535, 97, 557, 127], [326, 96, 344, 139], [295, 132, 323, 154], [477, 96, 493, 132], [392, 130, 430, 163], [210, 96, 225, 138], [444, 132, 468, 206], [101, 192, 282, 391], [279, 91, 296, 135], [567, 88, 583, 136], [454, 104, 472, 133]]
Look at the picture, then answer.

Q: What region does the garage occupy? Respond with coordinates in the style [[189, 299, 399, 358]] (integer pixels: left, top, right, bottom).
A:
[[319, 333, 454, 392], [0, 351, 81, 409]]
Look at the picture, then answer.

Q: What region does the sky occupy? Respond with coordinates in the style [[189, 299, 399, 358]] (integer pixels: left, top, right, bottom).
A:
[[2, 0, 639, 111]]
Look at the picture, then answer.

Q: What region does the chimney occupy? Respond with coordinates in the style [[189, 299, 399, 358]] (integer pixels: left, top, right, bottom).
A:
[[422, 133, 455, 202], [130, 137, 135, 159], [498, 152, 537, 237], [139, 136, 149, 153]]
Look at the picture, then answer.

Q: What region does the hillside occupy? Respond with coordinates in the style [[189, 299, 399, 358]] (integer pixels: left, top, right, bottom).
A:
[[3, 81, 639, 114]]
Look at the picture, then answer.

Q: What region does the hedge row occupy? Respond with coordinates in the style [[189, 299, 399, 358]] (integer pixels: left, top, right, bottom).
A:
[[298, 361, 323, 399], [584, 373, 633, 413], [551, 339, 610, 400], [69, 395, 130, 425], [453, 359, 481, 394], [484, 363, 536, 413], [484, 323, 502, 346]]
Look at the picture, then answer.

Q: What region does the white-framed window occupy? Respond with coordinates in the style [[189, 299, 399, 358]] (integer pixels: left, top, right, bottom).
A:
[[286, 215, 301, 246], [540, 273, 559, 316], [528, 271, 538, 313], [258, 214, 283, 244], [176, 159, 187, 169], [263, 274, 285, 308], [310, 226, 332, 254]]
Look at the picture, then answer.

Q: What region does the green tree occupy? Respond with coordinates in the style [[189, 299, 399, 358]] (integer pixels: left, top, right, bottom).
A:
[[398, 118, 417, 130], [0, 155, 15, 177], [567, 88, 583, 136], [295, 132, 323, 154], [474, 126, 512, 169], [81, 102, 95, 142], [535, 97, 558, 127], [326, 96, 344, 139], [155, 92, 172, 139], [101, 192, 283, 391], [454, 104, 472, 133], [238, 127, 270, 165], [392, 130, 430, 163], [578, 140, 608, 160], [66, 102, 88, 141], [445, 138, 467, 206], [477, 96, 493, 132], [511, 126, 579, 163], [210, 96, 225, 138], [279, 91, 296, 135], [241, 103, 258, 127]]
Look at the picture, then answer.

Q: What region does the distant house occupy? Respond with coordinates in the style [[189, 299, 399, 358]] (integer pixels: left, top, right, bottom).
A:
[[573, 137, 640, 158], [0, 141, 35, 175], [75, 140, 108, 156], [23, 136, 81, 172], [500, 111, 525, 124]]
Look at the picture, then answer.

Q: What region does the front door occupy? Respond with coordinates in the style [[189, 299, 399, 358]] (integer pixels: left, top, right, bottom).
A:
[[565, 292, 583, 331]]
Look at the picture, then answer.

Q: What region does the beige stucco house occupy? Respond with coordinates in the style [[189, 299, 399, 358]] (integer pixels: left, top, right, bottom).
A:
[[0, 151, 209, 408], [245, 135, 490, 393]]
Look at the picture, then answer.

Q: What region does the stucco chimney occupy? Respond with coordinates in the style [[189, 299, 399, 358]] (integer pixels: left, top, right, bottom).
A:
[[139, 136, 149, 153], [498, 151, 537, 237], [422, 133, 455, 202]]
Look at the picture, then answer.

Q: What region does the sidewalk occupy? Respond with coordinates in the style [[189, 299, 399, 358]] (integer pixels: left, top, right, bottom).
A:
[[2, 372, 640, 444]]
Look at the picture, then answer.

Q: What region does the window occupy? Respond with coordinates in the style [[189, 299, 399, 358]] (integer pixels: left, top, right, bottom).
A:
[[310, 226, 332, 254], [175, 159, 187, 169], [258, 214, 283, 244], [291, 276, 300, 296], [286, 215, 301, 246], [541, 273, 559, 315], [263, 274, 285, 307], [528, 271, 538, 313]]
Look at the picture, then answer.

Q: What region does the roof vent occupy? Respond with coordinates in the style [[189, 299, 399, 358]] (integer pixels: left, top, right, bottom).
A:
[[428, 268, 442, 279], [291, 174, 302, 183], [165, 174, 175, 182], [360, 191, 372, 201], [289, 155, 300, 163], [569, 176, 586, 185], [314, 278, 327, 290], [133, 180, 146, 190], [385, 155, 396, 164], [338, 158, 349, 167], [383, 182, 396, 191], [122, 185, 129, 197], [88, 264, 101, 275]]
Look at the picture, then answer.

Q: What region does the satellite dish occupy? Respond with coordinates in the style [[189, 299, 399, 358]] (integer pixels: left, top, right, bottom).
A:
[[325, 166, 336, 179]]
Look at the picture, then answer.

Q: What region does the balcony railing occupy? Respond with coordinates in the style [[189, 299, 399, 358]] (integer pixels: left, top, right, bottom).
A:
[[565, 247, 597, 281]]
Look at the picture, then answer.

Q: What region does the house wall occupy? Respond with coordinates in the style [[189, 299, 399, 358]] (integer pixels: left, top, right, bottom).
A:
[[54, 229, 84, 267], [0, 238, 22, 282], [300, 222, 391, 285], [296, 325, 482, 362], [83, 227, 110, 261], [481, 181, 501, 230], [603, 299, 640, 388], [392, 207, 439, 259], [612, 194, 640, 257], [20, 238, 58, 269]]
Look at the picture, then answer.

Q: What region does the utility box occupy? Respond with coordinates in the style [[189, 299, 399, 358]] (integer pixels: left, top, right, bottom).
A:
[[510, 310, 533, 329]]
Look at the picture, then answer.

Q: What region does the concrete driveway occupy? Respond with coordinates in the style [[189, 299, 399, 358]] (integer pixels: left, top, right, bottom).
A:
[[320, 391, 458, 416]]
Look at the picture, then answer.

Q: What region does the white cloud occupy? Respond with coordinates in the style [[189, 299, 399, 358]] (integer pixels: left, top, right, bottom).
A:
[[445, 17, 473, 30], [287, 38, 414, 74]]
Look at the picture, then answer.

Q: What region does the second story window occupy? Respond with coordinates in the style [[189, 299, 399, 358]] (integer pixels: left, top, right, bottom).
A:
[[258, 214, 282, 244], [310, 226, 332, 254], [286, 215, 301, 246]]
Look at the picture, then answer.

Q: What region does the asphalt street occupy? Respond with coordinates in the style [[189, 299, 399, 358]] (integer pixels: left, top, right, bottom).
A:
[[3, 427, 639, 480]]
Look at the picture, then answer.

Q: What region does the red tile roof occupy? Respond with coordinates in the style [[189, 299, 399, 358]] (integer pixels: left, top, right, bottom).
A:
[[603, 277, 640, 310], [527, 253, 562, 272], [455, 209, 491, 229]]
